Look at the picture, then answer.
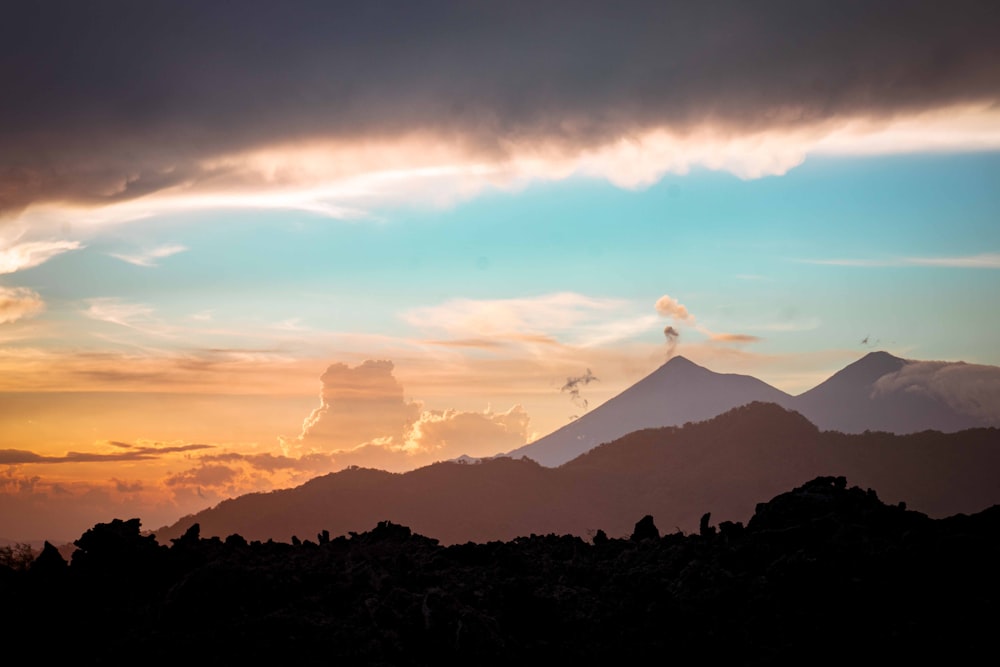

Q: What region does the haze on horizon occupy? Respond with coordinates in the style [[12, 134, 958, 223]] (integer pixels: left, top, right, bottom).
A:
[[1, 1, 999, 543]]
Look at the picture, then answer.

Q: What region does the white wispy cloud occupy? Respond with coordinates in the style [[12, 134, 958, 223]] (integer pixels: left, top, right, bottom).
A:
[[83, 298, 156, 329], [0, 240, 83, 274], [575, 315, 662, 348], [110, 243, 188, 267], [797, 253, 1000, 269], [904, 253, 1000, 268], [402, 292, 625, 342]]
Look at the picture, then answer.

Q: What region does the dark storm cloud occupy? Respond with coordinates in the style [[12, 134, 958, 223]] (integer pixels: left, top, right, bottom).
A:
[[2, 0, 999, 213]]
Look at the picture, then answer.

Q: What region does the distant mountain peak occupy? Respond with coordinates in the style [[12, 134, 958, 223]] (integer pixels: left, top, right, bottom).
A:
[[826, 351, 908, 386], [653, 355, 711, 376], [507, 350, 993, 468], [504, 354, 792, 467], [858, 350, 906, 365]]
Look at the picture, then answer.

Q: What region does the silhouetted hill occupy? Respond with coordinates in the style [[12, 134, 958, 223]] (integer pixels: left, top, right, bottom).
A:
[[158, 403, 1000, 545], [6, 477, 999, 665], [161, 457, 564, 545], [507, 355, 794, 466]]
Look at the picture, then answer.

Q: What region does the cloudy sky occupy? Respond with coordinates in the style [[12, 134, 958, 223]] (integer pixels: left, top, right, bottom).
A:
[[2, 1, 1000, 542]]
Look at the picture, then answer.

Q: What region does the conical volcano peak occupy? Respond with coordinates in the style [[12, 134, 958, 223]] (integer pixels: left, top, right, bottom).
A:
[[506, 350, 995, 468], [859, 350, 906, 365], [830, 351, 908, 385], [654, 355, 711, 376], [505, 355, 792, 466], [790, 350, 988, 434]]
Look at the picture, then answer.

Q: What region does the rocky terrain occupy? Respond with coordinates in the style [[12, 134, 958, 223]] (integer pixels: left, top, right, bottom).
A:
[[4, 476, 998, 665]]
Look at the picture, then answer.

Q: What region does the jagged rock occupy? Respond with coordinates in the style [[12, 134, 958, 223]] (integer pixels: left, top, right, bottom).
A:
[[30, 541, 67, 574], [631, 515, 660, 541]]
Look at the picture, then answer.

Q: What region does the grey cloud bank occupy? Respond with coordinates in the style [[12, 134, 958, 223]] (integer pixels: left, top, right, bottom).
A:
[[2, 0, 999, 214]]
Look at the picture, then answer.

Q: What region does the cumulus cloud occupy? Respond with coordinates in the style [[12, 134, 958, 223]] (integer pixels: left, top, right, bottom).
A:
[[403, 405, 530, 458], [286, 360, 531, 469], [0, 287, 44, 324], [873, 360, 1000, 422], [3, 2, 998, 217], [0, 240, 82, 274], [294, 360, 422, 451], [309, 405, 530, 473], [654, 295, 694, 322]]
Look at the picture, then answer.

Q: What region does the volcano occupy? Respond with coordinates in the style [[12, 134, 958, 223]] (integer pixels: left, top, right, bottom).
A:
[[507, 352, 999, 466]]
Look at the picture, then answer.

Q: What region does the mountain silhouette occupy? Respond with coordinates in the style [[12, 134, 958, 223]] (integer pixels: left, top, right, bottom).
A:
[[507, 351, 998, 466], [506, 355, 794, 466], [10, 477, 1000, 664], [157, 402, 1000, 545], [794, 350, 982, 433]]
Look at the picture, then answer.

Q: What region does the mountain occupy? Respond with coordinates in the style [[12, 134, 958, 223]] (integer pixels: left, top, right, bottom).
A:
[[157, 402, 1000, 545], [794, 350, 985, 433], [507, 351, 999, 467], [506, 355, 795, 466]]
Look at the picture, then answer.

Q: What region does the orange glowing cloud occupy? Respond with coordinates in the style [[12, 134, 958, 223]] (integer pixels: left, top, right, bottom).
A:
[[285, 360, 531, 469], [0, 287, 44, 324]]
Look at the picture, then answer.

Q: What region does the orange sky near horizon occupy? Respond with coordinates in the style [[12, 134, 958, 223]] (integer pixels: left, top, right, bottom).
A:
[[1, 341, 862, 543], [4, 2, 1000, 545]]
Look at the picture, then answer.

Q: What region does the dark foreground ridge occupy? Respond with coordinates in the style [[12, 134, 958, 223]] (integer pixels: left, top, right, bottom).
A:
[[4, 477, 999, 665]]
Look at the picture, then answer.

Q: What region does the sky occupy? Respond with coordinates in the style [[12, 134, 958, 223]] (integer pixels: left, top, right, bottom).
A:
[[2, 1, 1000, 543]]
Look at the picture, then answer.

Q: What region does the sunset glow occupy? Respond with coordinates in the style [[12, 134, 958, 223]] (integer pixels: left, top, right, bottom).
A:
[[2, 2, 999, 544]]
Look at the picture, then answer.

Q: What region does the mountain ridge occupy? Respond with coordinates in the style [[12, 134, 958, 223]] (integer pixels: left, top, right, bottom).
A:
[[506, 351, 999, 466], [157, 401, 1000, 545]]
